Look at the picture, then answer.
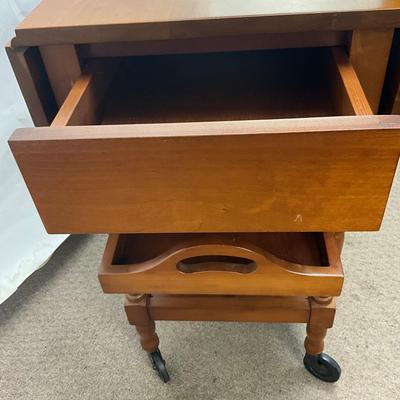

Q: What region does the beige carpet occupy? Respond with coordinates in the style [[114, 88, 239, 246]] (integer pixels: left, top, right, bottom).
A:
[[1, 171, 399, 400]]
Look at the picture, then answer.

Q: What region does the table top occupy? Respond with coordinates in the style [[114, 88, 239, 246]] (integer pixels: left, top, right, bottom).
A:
[[12, 0, 400, 47]]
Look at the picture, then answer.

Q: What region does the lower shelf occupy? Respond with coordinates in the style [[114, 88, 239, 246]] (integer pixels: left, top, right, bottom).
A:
[[125, 294, 312, 323]]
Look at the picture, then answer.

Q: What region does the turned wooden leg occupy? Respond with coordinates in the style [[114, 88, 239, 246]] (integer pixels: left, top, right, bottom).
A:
[[305, 323, 327, 355], [124, 294, 159, 352], [124, 294, 169, 382], [304, 296, 333, 355], [135, 319, 159, 352], [303, 296, 341, 383]]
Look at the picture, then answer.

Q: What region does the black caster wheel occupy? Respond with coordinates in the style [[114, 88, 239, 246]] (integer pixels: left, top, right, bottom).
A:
[[148, 349, 170, 383], [303, 353, 341, 383]]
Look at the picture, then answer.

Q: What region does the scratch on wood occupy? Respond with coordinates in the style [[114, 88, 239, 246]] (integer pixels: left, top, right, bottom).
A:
[[294, 214, 303, 223]]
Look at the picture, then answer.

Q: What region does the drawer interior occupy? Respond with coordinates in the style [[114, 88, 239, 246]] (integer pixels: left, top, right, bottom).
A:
[[102, 48, 335, 124], [53, 46, 372, 127], [112, 232, 329, 267]]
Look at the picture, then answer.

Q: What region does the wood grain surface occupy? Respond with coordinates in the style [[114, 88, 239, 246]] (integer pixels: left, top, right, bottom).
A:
[[349, 29, 394, 113], [39, 45, 82, 107], [9, 116, 400, 233], [77, 31, 351, 59], [12, 0, 400, 46]]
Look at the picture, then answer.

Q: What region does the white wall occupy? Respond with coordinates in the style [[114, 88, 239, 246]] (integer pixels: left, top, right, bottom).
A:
[[0, 0, 67, 303]]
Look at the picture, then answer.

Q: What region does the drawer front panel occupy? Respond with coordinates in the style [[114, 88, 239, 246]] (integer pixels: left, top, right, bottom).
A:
[[9, 116, 400, 233]]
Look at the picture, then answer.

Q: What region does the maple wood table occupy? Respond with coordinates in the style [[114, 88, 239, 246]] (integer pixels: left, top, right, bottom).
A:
[[7, 0, 400, 383]]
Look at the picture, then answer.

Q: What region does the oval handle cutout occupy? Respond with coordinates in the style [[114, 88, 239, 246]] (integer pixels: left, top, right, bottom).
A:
[[177, 255, 256, 274]]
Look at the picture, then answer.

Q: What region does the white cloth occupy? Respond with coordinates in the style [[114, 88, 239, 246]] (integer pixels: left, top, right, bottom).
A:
[[0, 0, 67, 304]]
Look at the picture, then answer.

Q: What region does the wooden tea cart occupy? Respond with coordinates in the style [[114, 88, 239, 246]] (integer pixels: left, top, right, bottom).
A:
[[7, 0, 400, 383]]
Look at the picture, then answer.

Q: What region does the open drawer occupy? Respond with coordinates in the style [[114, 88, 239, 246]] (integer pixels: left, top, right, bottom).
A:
[[99, 232, 343, 296], [9, 46, 400, 233]]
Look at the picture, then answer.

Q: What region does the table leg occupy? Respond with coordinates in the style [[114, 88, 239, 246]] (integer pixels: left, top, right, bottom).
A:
[[303, 296, 341, 382], [124, 294, 169, 382]]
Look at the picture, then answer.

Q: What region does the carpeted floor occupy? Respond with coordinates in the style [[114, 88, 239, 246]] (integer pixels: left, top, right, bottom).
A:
[[1, 171, 399, 400]]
